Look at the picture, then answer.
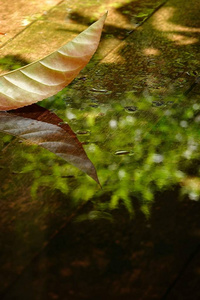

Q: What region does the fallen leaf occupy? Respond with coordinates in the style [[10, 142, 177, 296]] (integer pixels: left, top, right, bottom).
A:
[[0, 105, 99, 183], [0, 13, 107, 111]]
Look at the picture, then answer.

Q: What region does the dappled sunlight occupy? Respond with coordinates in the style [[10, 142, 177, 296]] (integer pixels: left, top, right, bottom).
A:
[[167, 33, 198, 46], [143, 47, 161, 56], [103, 45, 126, 63], [152, 7, 200, 33], [104, 10, 135, 31], [152, 7, 200, 45]]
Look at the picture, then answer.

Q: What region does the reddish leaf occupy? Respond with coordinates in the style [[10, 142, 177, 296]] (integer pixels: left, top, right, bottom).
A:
[[0, 105, 99, 183]]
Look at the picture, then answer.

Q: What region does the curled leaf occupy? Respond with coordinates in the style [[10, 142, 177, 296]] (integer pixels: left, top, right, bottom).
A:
[[0, 13, 107, 111], [0, 105, 99, 183]]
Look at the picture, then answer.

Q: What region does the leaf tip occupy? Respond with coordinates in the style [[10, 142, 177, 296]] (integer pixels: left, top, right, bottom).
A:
[[102, 11, 108, 21]]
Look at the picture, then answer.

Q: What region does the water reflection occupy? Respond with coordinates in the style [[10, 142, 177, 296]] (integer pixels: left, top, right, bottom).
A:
[[1, 92, 199, 218], [47, 91, 200, 213]]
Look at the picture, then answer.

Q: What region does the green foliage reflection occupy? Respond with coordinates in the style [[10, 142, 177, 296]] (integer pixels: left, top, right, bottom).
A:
[[3, 93, 200, 217]]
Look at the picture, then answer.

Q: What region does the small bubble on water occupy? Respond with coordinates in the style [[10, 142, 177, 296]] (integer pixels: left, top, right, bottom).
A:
[[115, 150, 130, 155], [90, 88, 112, 95], [124, 106, 138, 113]]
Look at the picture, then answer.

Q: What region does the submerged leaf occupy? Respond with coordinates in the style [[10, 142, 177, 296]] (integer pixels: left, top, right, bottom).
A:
[[0, 13, 107, 111], [0, 105, 99, 183]]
